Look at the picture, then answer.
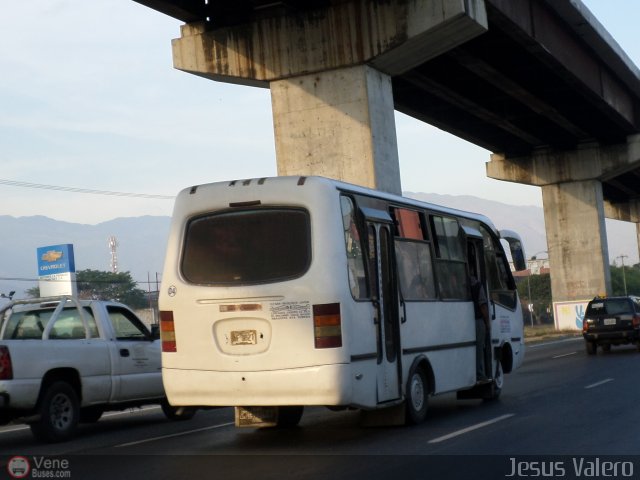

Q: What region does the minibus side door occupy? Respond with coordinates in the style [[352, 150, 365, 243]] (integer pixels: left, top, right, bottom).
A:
[[362, 207, 401, 403]]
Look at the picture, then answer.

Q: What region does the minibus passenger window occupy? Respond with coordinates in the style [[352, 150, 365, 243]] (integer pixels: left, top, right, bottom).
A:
[[341, 196, 368, 299], [395, 240, 436, 300], [431, 215, 468, 300], [393, 209, 424, 240]]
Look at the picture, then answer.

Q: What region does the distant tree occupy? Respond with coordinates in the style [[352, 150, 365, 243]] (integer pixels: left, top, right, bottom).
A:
[[23, 270, 148, 308], [516, 273, 552, 325], [76, 269, 148, 308], [25, 286, 40, 298], [610, 263, 640, 296]]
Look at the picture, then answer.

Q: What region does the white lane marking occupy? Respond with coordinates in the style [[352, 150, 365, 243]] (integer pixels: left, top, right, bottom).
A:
[[115, 422, 234, 447], [102, 405, 160, 418], [528, 337, 582, 349], [552, 352, 577, 359], [585, 378, 614, 389], [0, 425, 30, 434], [428, 414, 515, 444]]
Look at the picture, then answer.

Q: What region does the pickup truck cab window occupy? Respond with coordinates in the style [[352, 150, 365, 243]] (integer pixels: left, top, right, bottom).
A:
[[49, 307, 99, 339], [107, 306, 150, 341], [2, 306, 98, 340]]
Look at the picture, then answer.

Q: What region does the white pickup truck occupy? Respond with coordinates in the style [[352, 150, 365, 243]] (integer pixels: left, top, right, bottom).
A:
[[0, 296, 195, 442]]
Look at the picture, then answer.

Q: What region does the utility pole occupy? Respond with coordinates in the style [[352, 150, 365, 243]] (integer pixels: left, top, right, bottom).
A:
[[616, 255, 628, 295], [108, 236, 119, 273]]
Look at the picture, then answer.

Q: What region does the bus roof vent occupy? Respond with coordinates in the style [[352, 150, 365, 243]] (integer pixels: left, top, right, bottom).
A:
[[258, 178, 266, 185], [297, 176, 307, 186], [189, 186, 198, 195]]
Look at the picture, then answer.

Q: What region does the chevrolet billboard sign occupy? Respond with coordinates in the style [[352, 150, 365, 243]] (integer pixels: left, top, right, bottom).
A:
[[36, 244, 77, 296]]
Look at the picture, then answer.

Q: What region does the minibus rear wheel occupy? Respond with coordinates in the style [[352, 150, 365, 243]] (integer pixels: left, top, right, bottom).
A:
[[276, 406, 304, 427]]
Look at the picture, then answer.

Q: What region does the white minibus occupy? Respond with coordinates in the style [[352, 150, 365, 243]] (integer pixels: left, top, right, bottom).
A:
[[159, 176, 526, 427]]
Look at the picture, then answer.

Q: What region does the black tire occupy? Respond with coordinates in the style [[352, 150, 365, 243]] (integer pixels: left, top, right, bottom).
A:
[[276, 406, 304, 428], [29, 381, 80, 443], [586, 341, 597, 355], [79, 406, 104, 423], [161, 398, 196, 421], [487, 359, 503, 401], [0, 411, 12, 426], [405, 366, 429, 425]]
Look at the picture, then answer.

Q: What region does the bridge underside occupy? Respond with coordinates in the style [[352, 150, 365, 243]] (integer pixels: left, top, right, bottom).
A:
[[135, 0, 640, 303]]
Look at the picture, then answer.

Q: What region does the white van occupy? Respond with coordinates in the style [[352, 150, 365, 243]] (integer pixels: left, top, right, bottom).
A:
[[159, 176, 526, 427]]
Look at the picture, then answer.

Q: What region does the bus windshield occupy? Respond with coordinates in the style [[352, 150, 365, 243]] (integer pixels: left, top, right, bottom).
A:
[[181, 208, 311, 285]]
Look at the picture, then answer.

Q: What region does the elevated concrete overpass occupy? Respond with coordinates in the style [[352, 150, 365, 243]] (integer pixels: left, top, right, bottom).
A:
[[135, 0, 640, 305]]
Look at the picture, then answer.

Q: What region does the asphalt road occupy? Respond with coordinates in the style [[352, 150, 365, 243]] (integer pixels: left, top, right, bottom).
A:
[[2, 337, 639, 479]]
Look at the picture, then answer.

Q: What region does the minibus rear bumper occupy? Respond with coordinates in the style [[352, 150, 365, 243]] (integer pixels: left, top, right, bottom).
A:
[[163, 363, 353, 407]]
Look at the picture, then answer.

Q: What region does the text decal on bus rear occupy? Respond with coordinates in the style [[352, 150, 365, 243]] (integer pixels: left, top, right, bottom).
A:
[[270, 301, 312, 320]]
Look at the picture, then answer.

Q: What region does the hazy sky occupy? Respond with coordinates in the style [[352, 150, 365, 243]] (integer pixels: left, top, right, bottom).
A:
[[1, 1, 639, 225]]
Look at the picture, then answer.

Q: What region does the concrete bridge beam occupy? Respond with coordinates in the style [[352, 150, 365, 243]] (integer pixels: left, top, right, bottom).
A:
[[488, 136, 640, 302], [171, 0, 488, 191]]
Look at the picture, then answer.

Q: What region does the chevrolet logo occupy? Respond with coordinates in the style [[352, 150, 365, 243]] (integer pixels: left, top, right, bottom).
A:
[[41, 250, 63, 262]]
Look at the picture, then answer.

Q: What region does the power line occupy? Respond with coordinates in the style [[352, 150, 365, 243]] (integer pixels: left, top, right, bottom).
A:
[[0, 178, 175, 200], [0, 276, 159, 285]]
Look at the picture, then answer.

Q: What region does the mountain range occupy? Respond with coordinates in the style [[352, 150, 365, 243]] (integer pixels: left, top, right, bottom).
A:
[[1, 193, 637, 298]]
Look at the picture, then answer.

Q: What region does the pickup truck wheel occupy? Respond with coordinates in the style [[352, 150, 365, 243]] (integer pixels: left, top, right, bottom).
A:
[[161, 399, 196, 421], [30, 382, 79, 443]]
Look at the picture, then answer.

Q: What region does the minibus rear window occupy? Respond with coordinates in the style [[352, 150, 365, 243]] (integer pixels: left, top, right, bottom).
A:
[[181, 208, 311, 285]]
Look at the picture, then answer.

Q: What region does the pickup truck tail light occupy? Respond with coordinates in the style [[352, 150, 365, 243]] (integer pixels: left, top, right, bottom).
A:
[[0, 346, 13, 380], [582, 319, 594, 333], [633, 316, 640, 328], [160, 311, 177, 353], [313, 303, 342, 349]]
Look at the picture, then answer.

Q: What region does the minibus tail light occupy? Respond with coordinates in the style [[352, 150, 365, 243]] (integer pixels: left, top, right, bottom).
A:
[[160, 311, 177, 353], [313, 303, 342, 349], [0, 346, 13, 380]]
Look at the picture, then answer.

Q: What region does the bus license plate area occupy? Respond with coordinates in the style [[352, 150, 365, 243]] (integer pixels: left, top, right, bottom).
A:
[[235, 406, 278, 427], [231, 330, 257, 345], [604, 318, 617, 326]]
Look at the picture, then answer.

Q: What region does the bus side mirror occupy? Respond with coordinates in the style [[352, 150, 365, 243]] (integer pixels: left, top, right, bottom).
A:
[[500, 230, 527, 271]]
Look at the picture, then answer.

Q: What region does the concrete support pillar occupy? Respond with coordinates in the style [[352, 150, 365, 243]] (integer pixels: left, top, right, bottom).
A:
[[270, 66, 400, 193], [541, 180, 610, 301], [487, 139, 640, 303], [170, 0, 488, 192]]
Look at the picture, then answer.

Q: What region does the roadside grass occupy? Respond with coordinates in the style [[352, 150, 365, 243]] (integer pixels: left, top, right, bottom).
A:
[[524, 324, 581, 343]]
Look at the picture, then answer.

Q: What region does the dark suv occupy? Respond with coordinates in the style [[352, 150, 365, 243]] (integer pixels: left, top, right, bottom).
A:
[[582, 296, 640, 354]]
